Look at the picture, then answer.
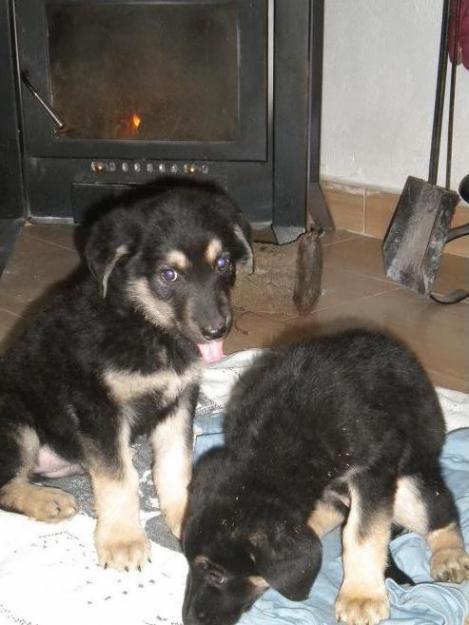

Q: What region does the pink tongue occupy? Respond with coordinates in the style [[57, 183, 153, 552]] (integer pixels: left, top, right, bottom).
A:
[[197, 340, 225, 364]]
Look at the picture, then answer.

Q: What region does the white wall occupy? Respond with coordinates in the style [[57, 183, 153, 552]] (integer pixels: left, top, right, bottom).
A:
[[321, 0, 469, 193]]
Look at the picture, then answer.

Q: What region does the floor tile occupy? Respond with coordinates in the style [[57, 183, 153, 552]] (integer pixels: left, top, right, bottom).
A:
[[0, 230, 81, 317], [23, 222, 78, 252], [0, 223, 468, 392], [302, 288, 469, 392], [0, 307, 24, 353]]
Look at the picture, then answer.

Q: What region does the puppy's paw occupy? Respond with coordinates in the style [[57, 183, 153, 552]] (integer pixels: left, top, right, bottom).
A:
[[431, 548, 469, 583], [29, 487, 78, 522], [96, 526, 151, 571], [335, 587, 389, 625]]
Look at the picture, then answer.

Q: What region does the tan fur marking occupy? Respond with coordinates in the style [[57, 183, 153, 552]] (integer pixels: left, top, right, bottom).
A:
[[248, 575, 269, 589], [307, 500, 344, 538], [102, 244, 128, 298], [194, 554, 208, 567], [127, 277, 175, 327], [428, 523, 469, 583], [0, 427, 77, 522], [393, 476, 429, 534], [335, 485, 390, 625], [90, 423, 150, 571], [165, 249, 190, 271], [103, 362, 200, 404], [151, 400, 193, 538], [0, 479, 78, 522], [204, 238, 223, 264]]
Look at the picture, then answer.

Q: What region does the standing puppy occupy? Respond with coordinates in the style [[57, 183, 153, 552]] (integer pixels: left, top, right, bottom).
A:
[[0, 184, 253, 571], [182, 328, 469, 625]]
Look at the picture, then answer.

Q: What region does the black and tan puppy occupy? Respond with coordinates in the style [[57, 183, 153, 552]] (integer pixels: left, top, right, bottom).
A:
[[0, 183, 253, 571], [182, 328, 469, 625]]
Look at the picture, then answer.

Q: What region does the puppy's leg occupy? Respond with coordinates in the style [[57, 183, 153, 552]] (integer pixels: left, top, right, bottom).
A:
[[89, 422, 150, 571], [335, 475, 393, 625], [308, 498, 346, 538], [394, 471, 469, 583], [150, 393, 194, 539], [0, 423, 77, 522]]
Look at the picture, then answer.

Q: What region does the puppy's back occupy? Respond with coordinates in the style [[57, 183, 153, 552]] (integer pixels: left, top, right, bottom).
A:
[[223, 328, 445, 474]]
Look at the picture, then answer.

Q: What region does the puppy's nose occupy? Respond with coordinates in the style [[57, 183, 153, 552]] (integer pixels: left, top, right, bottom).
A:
[[201, 322, 227, 340]]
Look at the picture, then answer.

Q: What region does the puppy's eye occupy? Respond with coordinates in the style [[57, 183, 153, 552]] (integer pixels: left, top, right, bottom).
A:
[[206, 569, 227, 586], [160, 267, 178, 282], [195, 557, 227, 586], [215, 256, 230, 272]]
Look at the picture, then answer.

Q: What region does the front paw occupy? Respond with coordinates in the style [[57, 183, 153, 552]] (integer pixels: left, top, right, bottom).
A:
[[95, 525, 151, 571], [336, 586, 389, 625], [431, 548, 469, 583]]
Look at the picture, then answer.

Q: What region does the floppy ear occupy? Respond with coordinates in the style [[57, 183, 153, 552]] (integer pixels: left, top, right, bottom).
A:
[[248, 523, 322, 601], [233, 220, 254, 274], [85, 209, 137, 298], [212, 191, 254, 274]]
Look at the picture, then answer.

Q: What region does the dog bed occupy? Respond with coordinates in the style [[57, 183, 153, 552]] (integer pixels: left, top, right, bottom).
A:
[[0, 350, 468, 625]]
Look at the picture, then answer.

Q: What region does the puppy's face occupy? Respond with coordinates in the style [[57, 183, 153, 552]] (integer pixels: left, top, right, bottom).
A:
[[182, 451, 322, 625], [85, 186, 253, 359], [182, 538, 264, 625]]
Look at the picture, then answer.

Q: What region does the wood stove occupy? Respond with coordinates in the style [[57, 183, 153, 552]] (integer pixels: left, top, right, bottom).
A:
[[1, 0, 331, 244]]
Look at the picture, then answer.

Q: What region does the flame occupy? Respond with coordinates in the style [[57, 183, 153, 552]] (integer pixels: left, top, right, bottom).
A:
[[131, 113, 141, 129]]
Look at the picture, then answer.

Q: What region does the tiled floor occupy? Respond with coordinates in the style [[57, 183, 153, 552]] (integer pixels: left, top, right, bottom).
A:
[[0, 222, 468, 392]]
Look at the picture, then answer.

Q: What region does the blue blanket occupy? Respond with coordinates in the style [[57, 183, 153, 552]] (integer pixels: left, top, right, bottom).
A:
[[193, 422, 469, 625]]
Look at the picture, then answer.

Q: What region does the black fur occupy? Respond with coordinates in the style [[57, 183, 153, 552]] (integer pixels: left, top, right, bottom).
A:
[[0, 183, 252, 570], [182, 328, 466, 625]]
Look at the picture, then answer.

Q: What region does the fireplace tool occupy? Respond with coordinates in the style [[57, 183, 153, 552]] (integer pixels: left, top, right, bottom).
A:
[[382, 0, 464, 299], [20, 72, 66, 131]]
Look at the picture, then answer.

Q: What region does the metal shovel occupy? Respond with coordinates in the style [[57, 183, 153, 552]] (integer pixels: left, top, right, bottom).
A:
[[382, 0, 460, 295]]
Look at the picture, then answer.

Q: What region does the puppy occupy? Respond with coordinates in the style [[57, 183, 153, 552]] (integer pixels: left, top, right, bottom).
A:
[[0, 183, 253, 571], [182, 328, 469, 625]]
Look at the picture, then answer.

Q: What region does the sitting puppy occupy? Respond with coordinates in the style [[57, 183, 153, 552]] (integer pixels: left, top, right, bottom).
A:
[[0, 183, 253, 571], [182, 328, 469, 625]]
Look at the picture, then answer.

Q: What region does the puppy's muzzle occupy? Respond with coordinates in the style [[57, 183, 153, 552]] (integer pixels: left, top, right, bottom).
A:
[[200, 322, 227, 341]]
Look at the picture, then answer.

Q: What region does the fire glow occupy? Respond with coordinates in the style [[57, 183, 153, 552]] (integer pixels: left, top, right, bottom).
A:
[[131, 113, 141, 129]]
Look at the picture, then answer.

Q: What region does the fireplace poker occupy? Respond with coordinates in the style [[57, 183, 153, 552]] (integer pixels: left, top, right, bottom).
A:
[[20, 72, 65, 131]]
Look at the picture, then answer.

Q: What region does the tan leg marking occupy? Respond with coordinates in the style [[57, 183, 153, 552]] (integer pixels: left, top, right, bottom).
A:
[[394, 477, 469, 583], [335, 486, 390, 625], [151, 400, 192, 539], [393, 476, 428, 534], [90, 425, 149, 571], [428, 522, 469, 583], [307, 500, 345, 538], [0, 479, 77, 522], [0, 427, 78, 522]]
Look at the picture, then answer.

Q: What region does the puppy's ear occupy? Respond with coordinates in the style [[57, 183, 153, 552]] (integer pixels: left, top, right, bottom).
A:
[[85, 209, 138, 298], [212, 192, 254, 274], [232, 219, 254, 274], [248, 523, 322, 601]]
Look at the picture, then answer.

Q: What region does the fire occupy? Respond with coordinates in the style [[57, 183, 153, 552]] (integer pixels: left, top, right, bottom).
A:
[[131, 113, 141, 129]]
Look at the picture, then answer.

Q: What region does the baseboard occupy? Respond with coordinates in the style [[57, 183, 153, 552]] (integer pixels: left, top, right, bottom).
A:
[[321, 179, 469, 259]]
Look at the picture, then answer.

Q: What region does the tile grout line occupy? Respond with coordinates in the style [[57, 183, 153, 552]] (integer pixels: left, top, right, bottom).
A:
[[0, 305, 23, 319], [22, 232, 78, 253], [307, 284, 404, 317]]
